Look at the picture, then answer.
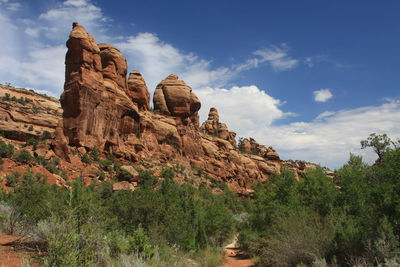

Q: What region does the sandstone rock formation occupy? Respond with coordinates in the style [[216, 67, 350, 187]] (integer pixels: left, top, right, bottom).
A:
[[200, 107, 237, 146], [0, 22, 331, 195], [127, 71, 150, 111], [0, 85, 61, 142], [59, 23, 140, 159], [153, 74, 201, 128], [239, 137, 280, 161]]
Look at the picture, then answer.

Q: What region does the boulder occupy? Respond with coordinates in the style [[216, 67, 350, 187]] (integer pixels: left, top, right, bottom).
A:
[[200, 107, 237, 146], [153, 74, 201, 127], [120, 165, 140, 182], [127, 71, 150, 111], [112, 181, 136, 191]]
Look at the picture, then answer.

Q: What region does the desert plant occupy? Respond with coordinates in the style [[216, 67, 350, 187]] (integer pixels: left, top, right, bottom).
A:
[[6, 172, 20, 187], [0, 140, 14, 158], [15, 150, 34, 163]]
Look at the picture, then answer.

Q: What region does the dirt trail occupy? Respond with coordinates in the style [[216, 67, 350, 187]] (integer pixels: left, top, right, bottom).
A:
[[221, 238, 253, 267], [0, 234, 40, 267]]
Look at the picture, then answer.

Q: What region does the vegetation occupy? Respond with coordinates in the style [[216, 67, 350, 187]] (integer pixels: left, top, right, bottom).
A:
[[239, 134, 400, 266], [0, 133, 399, 266], [1, 93, 33, 105], [0, 172, 239, 266]]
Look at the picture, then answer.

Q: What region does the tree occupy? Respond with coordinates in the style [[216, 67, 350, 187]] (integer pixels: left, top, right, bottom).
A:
[[360, 133, 392, 162]]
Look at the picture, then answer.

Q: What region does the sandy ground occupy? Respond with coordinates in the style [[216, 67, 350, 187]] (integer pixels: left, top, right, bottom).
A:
[[0, 234, 40, 267], [221, 239, 253, 267]]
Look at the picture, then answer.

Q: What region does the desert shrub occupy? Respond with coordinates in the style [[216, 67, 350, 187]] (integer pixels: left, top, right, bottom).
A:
[[0, 202, 21, 235], [24, 138, 38, 148], [0, 140, 14, 158], [32, 106, 40, 114], [15, 150, 34, 163], [119, 170, 133, 182], [9, 181, 53, 225], [45, 163, 58, 174], [41, 130, 52, 140], [90, 147, 100, 161], [160, 167, 174, 179], [257, 209, 335, 266], [99, 159, 113, 171], [138, 170, 157, 188], [81, 154, 91, 164], [6, 172, 20, 187]]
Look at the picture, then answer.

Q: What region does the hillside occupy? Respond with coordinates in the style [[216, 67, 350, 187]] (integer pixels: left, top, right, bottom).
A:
[[0, 23, 328, 195]]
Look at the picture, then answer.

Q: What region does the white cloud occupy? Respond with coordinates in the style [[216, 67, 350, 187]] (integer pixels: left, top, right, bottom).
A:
[[196, 85, 292, 132], [313, 88, 333, 102], [38, 0, 108, 42], [2, 0, 397, 171], [239, 100, 400, 169], [195, 86, 399, 169], [117, 33, 234, 91], [0, 0, 109, 94], [253, 45, 299, 71], [0, 0, 21, 11], [234, 44, 299, 72]]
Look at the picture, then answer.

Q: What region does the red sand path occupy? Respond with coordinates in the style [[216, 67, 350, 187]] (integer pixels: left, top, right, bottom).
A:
[[221, 239, 253, 267]]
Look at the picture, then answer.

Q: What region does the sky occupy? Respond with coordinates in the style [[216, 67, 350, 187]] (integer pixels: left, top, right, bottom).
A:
[[0, 0, 399, 169]]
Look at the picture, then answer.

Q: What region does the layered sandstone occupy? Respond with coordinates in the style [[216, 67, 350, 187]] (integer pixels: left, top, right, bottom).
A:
[[59, 23, 140, 159], [153, 74, 201, 128], [0, 23, 329, 194], [127, 71, 150, 111], [200, 107, 237, 146], [0, 85, 61, 143]]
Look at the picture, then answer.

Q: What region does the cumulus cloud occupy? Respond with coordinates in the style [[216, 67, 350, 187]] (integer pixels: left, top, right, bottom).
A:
[[38, 0, 108, 41], [313, 88, 333, 102], [196, 86, 399, 169], [242, 100, 400, 169], [196, 85, 293, 132], [117, 33, 233, 91], [2, 0, 398, 170]]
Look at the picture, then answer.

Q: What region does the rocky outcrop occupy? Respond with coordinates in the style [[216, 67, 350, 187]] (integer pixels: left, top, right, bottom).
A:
[[239, 137, 280, 161], [0, 85, 61, 143], [98, 43, 128, 92], [59, 23, 140, 159], [153, 74, 201, 128], [200, 107, 237, 146], [0, 22, 331, 195], [127, 71, 150, 111]]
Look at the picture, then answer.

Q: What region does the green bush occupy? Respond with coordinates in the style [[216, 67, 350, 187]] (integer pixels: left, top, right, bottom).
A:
[[0, 141, 14, 158], [99, 159, 113, 171], [90, 147, 100, 161], [161, 167, 174, 179], [6, 172, 20, 187], [41, 130, 53, 140], [25, 137, 38, 148], [15, 150, 34, 163], [81, 154, 91, 164], [118, 170, 133, 182]]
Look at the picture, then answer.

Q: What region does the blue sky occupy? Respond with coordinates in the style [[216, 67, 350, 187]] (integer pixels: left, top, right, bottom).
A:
[[0, 0, 399, 168]]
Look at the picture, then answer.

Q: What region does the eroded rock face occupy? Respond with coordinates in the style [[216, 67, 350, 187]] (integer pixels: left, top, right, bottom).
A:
[[0, 85, 61, 143], [153, 74, 201, 128], [200, 107, 237, 146], [59, 23, 140, 158], [47, 22, 328, 194], [98, 43, 128, 92], [239, 137, 280, 161], [127, 71, 150, 111]]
